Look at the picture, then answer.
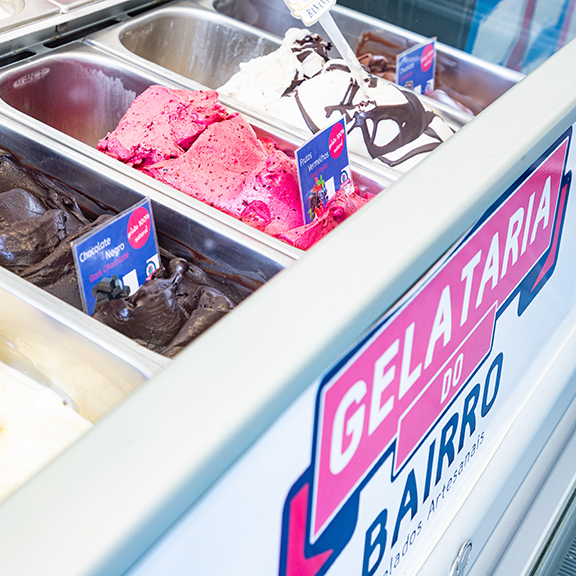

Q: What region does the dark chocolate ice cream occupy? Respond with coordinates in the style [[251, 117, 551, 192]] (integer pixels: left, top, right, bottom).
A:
[[0, 147, 256, 357]]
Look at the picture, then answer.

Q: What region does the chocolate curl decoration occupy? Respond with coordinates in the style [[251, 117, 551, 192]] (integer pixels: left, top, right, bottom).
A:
[[348, 91, 444, 166]]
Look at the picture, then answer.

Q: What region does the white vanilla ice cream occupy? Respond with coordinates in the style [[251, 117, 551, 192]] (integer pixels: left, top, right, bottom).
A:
[[0, 361, 92, 502], [219, 28, 455, 173]]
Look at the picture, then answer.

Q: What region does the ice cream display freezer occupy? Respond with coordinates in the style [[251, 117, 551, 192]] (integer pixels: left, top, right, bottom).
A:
[[0, 1, 574, 575]]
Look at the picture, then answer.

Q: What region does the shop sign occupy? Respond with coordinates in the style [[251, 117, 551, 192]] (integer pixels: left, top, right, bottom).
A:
[[123, 129, 574, 576], [278, 129, 572, 576]]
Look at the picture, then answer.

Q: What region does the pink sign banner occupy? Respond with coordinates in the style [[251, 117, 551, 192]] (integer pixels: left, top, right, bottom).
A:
[[310, 135, 570, 541]]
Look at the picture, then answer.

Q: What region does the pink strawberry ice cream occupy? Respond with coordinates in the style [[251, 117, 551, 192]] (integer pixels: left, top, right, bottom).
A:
[[97, 86, 373, 250], [98, 86, 230, 168], [276, 188, 371, 248], [143, 113, 304, 236]]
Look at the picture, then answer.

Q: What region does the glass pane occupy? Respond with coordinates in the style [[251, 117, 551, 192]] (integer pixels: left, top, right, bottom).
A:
[[339, 0, 576, 72]]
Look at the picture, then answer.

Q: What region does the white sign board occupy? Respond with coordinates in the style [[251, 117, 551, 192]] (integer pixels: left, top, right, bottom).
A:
[[283, 0, 337, 26], [125, 127, 575, 576]]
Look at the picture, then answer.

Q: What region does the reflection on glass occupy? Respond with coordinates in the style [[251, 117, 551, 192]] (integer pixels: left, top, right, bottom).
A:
[[340, 0, 576, 72], [338, 0, 476, 50]]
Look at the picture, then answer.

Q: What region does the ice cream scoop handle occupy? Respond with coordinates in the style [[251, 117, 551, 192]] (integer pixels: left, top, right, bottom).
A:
[[319, 12, 368, 96]]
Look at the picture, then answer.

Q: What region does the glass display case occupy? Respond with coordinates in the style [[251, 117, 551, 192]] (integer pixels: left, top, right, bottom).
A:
[[0, 1, 574, 575], [341, 0, 576, 72]]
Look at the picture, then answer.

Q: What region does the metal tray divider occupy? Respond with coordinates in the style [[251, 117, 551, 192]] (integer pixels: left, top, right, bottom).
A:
[[0, 42, 390, 258], [84, 0, 472, 130]]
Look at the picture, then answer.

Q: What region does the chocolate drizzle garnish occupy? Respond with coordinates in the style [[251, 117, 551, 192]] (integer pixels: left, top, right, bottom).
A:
[[325, 80, 364, 124], [348, 91, 444, 166], [294, 91, 321, 134], [282, 71, 304, 97], [293, 74, 448, 167], [292, 34, 332, 62], [325, 63, 351, 74], [296, 49, 315, 63], [283, 34, 334, 97]]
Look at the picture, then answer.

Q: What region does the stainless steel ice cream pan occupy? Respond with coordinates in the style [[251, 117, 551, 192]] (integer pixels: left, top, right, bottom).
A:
[[0, 268, 166, 423], [0, 103, 292, 419], [85, 0, 470, 130], [0, 0, 170, 61], [89, 1, 281, 90], [0, 42, 182, 149], [0, 94, 292, 275], [208, 0, 524, 114], [0, 0, 57, 33], [45, 0, 122, 14], [0, 41, 391, 250]]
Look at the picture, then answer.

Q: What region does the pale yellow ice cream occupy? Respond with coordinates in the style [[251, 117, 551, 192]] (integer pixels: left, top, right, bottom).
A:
[[0, 361, 92, 501]]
